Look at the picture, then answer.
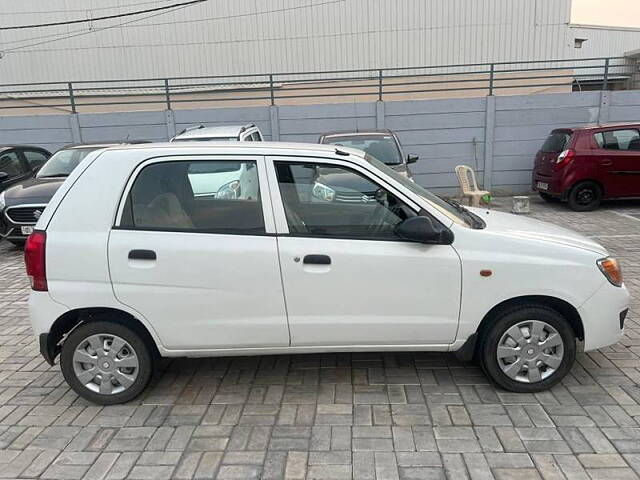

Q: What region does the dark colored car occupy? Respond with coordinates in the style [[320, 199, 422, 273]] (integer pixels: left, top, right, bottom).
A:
[[0, 142, 145, 246], [0, 145, 51, 193], [532, 123, 640, 211], [318, 130, 418, 181]]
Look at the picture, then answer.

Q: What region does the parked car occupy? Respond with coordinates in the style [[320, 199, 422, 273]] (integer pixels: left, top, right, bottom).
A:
[[171, 124, 263, 142], [0, 145, 51, 193], [318, 130, 418, 180], [28, 142, 628, 404], [1, 142, 146, 246], [532, 123, 640, 211]]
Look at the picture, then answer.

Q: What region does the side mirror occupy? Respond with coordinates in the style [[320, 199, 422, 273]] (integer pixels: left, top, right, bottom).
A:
[[407, 154, 419, 164], [0, 172, 9, 184], [394, 216, 453, 245]]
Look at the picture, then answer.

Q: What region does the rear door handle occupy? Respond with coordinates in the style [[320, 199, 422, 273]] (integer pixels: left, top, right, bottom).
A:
[[601, 159, 613, 166], [128, 249, 156, 260], [303, 254, 331, 265]]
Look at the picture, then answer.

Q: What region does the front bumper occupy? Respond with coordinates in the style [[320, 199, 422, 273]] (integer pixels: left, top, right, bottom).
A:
[[579, 281, 630, 351], [0, 207, 38, 241]]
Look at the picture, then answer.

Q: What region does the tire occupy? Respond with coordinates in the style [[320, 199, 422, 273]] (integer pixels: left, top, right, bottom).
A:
[[567, 181, 602, 211], [479, 305, 576, 393], [539, 192, 558, 203], [60, 321, 153, 405]]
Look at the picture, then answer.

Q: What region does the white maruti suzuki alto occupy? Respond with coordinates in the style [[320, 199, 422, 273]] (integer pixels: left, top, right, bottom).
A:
[[26, 142, 629, 404]]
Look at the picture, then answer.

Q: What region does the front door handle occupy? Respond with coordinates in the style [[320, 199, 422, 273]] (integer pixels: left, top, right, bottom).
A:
[[128, 249, 156, 260], [303, 254, 331, 265]]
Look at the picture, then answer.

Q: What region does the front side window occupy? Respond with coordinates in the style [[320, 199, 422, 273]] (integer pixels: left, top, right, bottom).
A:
[[37, 148, 99, 178], [594, 129, 640, 151], [123, 160, 264, 234], [275, 161, 415, 239], [23, 150, 49, 170], [0, 151, 25, 177], [322, 135, 403, 165]]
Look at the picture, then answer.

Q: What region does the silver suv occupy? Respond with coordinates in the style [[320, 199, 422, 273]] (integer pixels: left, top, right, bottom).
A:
[[171, 124, 262, 142]]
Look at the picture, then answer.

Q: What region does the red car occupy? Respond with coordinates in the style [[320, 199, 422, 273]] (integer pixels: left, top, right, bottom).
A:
[[532, 123, 640, 211]]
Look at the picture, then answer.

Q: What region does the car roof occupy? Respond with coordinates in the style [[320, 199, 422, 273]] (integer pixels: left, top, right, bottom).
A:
[[553, 122, 640, 133], [61, 140, 151, 149], [100, 141, 367, 162], [320, 129, 394, 138], [174, 124, 256, 139], [0, 145, 49, 151]]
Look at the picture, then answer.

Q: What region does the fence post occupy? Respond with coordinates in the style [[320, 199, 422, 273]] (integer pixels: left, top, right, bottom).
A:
[[483, 95, 496, 191], [376, 100, 385, 129], [488, 63, 495, 96], [165, 109, 176, 140], [67, 82, 76, 113], [269, 105, 280, 141], [164, 79, 171, 110], [269, 74, 275, 106], [602, 58, 610, 91], [378, 69, 383, 101]]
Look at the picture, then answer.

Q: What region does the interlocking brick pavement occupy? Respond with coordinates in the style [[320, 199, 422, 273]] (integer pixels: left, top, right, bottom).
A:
[[0, 197, 639, 479]]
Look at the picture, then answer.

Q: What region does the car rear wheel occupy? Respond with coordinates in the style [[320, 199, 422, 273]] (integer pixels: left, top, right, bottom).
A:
[[567, 181, 602, 211], [60, 321, 153, 405], [479, 305, 576, 393], [539, 192, 558, 203]]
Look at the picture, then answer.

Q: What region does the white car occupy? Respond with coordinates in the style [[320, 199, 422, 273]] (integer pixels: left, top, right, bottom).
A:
[[171, 124, 263, 196], [26, 142, 629, 404]]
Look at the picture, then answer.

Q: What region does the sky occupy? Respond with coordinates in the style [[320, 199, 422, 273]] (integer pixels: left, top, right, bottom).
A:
[[571, 0, 640, 28]]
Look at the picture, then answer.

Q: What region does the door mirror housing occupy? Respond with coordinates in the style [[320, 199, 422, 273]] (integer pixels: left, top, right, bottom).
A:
[[394, 216, 453, 245], [407, 154, 419, 164], [0, 172, 9, 184]]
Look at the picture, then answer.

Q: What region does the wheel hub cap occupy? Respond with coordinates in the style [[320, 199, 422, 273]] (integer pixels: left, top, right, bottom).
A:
[[496, 320, 564, 384], [72, 334, 139, 395]]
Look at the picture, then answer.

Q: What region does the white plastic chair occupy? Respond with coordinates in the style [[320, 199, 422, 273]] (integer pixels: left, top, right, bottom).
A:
[[455, 165, 490, 207]]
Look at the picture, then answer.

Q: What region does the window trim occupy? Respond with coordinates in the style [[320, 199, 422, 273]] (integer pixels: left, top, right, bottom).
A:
[[266, 155, 446, 242], [113, 154, 276, 235]]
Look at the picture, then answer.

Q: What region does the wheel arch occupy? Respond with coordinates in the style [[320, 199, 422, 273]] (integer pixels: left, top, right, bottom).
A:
[[42, 307, 160, 365], [455, 295, 584, 362]]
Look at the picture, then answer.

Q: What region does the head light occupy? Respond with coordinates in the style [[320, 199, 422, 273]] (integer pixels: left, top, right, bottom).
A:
[[0, 191, 5, 211], [597, 257, 623, 287], [217, 180, 240, 200]]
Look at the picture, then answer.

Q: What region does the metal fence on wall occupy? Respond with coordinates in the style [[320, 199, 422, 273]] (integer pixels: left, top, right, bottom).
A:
[[0, 56, 636, 113]]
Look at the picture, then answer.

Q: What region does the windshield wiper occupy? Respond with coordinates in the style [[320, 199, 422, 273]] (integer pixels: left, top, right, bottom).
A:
[[438, 196, 485, 229]]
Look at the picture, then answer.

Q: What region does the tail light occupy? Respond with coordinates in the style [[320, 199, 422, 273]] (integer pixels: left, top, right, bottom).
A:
[[554, 149, 575, 171], [24, 231, 47, 291]]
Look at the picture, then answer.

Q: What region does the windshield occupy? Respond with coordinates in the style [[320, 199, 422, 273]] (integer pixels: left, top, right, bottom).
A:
[[36, 147, 101, 178], [364, 155, 470, 226], [172, 137, 238, 142], [324, 135, 403, 165]]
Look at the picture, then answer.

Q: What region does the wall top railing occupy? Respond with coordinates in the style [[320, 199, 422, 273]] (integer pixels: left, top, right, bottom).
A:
[[0, 56, 636, 113]]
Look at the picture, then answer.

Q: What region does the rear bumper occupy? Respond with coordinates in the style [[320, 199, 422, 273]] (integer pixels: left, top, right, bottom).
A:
[[532, 172, 564, 196], [579, 281, 630, 351]]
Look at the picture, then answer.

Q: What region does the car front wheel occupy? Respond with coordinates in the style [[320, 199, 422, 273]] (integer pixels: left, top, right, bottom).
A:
[[60, 321, 153, 405], [479, 305, 576, 393]]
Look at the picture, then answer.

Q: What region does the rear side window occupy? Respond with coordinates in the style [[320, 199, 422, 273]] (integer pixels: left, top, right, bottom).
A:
[[121, 160, 264, 234], [594, 129, 640, 151], [540, 132, 571, 153]]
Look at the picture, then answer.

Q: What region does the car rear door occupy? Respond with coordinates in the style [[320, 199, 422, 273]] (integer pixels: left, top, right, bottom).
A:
[[266, 155, 461, 347], [593, 128, 640, 197], [108, 155, 290, 352]]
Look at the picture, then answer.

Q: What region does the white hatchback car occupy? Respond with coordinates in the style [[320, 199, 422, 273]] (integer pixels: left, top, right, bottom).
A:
[[27, 143, 629, 404]]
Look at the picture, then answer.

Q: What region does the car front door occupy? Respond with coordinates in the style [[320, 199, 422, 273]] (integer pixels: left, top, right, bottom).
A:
[[267, 156, 461, 347], [593, 128, 640, 197], [108, 156, 289, 352]]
